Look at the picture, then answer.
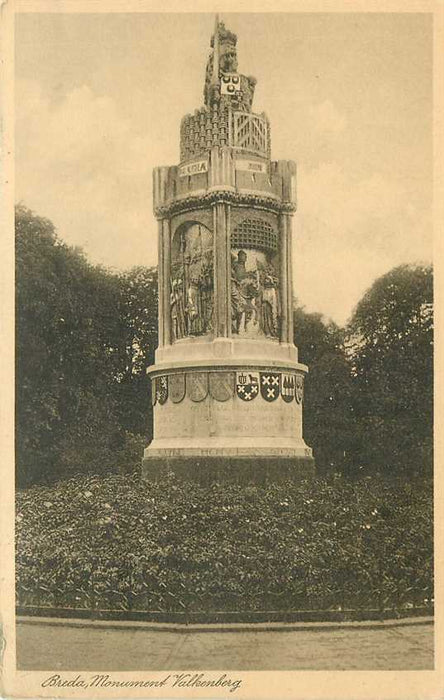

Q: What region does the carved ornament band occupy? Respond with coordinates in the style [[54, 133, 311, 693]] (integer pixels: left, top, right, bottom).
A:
[[154, 190, 296, 219]]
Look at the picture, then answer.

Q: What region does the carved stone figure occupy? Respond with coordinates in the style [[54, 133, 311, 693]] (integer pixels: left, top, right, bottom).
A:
[[258, 264, 279, 338], [231, 250, 259, 334], [186, 279, 200, 334], [215, 22, 238, 73], [204, 20, 256, 112], [231, 250, 279, 338], [171, 223, 214, 339], [170, 276, 186, 341]]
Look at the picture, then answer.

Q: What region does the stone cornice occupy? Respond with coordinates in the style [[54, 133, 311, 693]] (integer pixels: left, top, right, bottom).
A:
[[154, 190, 296, 219], [146, 360, 308, 376]]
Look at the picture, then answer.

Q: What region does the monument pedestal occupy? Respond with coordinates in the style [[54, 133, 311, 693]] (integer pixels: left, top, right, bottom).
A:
[[143, 339, 314, 482], [142, 455, 315, 485]]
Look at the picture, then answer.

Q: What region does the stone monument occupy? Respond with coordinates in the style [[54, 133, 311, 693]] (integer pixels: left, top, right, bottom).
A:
[[143, 17, 314, 481]]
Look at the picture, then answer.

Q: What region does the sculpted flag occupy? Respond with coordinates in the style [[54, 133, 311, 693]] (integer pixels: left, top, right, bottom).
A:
[[295, 374, 304, 404], [169, 373, 186, 404], [209, 372, 235, 402], [156, 375, 168, 405], [236, 372, 259, 402], [187, 372, 209, 402], [260, 372, 281, 402], [281, 373, 295, 403]]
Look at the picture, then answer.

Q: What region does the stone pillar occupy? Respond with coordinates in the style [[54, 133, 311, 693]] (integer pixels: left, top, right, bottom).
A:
[[225, 203, 232, 335], [159, 217, 171, 347], [279, 212, 294, 344], [157, 218, 164, 347], [279, 212, 288, 343], [213, 201, 231, 337], [285, 213, 294, 344]]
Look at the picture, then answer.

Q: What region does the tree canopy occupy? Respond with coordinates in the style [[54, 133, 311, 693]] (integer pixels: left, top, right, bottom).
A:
[[15, 205, 158, 486], [346, 264, 433, 475]]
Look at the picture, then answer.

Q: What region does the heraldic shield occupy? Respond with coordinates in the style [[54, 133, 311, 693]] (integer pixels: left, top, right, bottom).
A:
[[187, 372, 209, 402], [156, 375, 168, 405], [281, 373, 295, 403], [169, 373, 186, 404], [221, 73, 241, 94], [295, 374, 304, 404], [260, 372, 281, 402], [209, 372, 235, 402], [236, 372, 259, 401]]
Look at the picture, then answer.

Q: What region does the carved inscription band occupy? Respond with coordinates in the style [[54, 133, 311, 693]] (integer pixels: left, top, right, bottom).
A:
[[152, 371, 304, 405]]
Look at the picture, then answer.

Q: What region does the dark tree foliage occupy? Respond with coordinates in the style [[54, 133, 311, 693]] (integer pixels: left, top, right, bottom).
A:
[[346, 264, 433, 475], [15, 205, 158, 486], [114, 266, 158, 441], [293, 308, 355, 474]]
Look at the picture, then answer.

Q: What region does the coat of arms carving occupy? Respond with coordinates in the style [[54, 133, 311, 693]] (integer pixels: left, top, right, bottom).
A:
[[236, 372, 259, 401], [260, 372, 280, 402], [169, 373, 186, 403], [209, 372, 235, 401], [187, 372, 209, 402], [156, 375, 168, 405], [151, 379, 157, 406], [295, 374, 304, 404], [281, 373, 295, 403]]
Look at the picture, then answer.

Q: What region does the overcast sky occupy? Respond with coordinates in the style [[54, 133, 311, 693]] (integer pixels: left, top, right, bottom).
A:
[[15, 12, 432, 325]]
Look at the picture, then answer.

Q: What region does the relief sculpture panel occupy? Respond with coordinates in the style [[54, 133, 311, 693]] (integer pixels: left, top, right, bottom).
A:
[[231, 249, 280, 338], [170, 222, 214, 340], [231, 249, 280, 339], [230, 216, 280, 339]]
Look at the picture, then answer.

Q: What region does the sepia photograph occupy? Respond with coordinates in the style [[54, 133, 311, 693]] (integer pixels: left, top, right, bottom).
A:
[[1, 1, 442, 698]]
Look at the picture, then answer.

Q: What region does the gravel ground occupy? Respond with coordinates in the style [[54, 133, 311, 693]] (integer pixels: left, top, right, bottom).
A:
[[16, 619, 433, 670]]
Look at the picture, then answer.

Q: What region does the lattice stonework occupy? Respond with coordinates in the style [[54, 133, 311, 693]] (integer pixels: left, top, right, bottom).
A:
[[232, 112, 269, 157], [180, 105, 230, 161], [231, 218, 278, 252]]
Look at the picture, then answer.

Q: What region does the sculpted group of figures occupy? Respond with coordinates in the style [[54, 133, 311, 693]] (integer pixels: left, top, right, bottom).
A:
[[231, 250, 279, 338], [170, 249, 280, 341]]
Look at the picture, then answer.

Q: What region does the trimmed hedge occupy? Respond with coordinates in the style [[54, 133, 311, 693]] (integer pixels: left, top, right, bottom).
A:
[[16, 473, 433, 614]]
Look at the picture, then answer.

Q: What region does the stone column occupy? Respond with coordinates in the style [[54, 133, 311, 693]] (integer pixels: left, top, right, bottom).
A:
[[285, 213, 294, 343], [279, 212, 294, 344], [157, 218, 164, 347], [213, 201, 231, 337], [225, 204, 232, 335], [159, 217, 171, 346], [279, 212, 288, 343]]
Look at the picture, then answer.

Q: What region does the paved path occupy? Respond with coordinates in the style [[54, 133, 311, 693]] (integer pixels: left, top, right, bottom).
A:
[[16, 619, 433, 670]]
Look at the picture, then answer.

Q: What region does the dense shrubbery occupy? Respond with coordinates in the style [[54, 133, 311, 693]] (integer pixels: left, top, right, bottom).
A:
[[16, 473, 433, 614]]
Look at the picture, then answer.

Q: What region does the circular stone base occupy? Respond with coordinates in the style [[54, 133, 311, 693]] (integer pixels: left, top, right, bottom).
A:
[[142, 454, 315, 484]]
